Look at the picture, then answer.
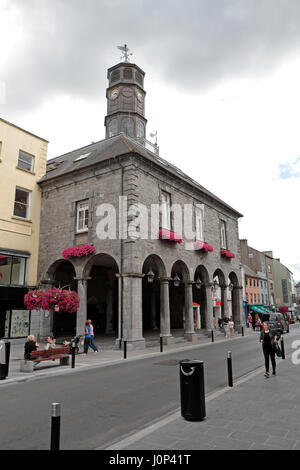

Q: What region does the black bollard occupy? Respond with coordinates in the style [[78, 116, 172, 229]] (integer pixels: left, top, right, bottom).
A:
[[160, 336, 163, 353], [50, 403, 61, 450], [281, 338, 285, 360], [211, 329, 214, 343], [123, 340, 127, 359], [71, 346, 75, 369], [242, 326, 244, 337], [227, 351, 233, 387]]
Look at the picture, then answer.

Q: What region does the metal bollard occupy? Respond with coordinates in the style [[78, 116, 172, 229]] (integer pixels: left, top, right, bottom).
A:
[[160, 336, 163, 353], [50, 403, 61, 450], [71, 346, 75, 369], [123, 340, 127, 359], [211, 329, 214, 343], [281, 338, 285, 360], [227, 351, 233, 387], [242, 326, 244, 336]]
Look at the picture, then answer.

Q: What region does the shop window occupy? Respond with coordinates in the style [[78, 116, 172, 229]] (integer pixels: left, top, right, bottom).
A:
[[5, 310, 30, 338], [0, 254, 27, 285]]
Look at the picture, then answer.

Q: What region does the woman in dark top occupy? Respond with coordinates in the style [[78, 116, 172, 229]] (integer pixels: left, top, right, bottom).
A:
[[24, 335, 39, 364], [260, 321, 280, 378]]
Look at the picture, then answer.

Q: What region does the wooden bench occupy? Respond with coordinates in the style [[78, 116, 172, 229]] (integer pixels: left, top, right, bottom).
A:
[[20, 347, 70, 372], [31, 347, 70, 365]]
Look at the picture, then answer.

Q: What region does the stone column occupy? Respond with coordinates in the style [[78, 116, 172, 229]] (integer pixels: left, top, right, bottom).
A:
[[205, 283, 214, 335], [232, 285, 243, 332], [221, 285, 229, 318], [122, 273, 145, 349], [159, 278, 174, 345], [184, 281, 196, 342], [75, 277, 89, 336]]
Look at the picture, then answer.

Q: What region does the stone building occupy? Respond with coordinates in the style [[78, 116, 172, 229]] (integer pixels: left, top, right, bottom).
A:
[[36, 55, 244, 348]]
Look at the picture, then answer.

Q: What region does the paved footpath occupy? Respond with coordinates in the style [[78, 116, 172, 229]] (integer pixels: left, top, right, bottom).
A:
[[1, 328, 251, 385], [107, 344, 300, 451], [2, 327, 300, 450]]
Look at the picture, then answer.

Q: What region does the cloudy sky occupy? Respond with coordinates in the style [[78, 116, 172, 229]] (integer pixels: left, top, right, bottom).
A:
[[1, 0, 300, 281]]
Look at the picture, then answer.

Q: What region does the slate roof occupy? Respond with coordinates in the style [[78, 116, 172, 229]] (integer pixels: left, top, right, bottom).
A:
[[39, 133, 243, 218]]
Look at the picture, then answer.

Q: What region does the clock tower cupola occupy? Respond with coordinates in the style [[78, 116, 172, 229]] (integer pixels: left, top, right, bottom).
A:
[[104, 45, 147, 142]]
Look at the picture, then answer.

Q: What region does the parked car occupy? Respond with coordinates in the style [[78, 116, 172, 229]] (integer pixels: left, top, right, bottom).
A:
[[267, 312, 289, 334]]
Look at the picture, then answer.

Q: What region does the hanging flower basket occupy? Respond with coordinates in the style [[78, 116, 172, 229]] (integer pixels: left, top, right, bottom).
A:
[[62, 243, 95, 260], [159, 229, 183, 243], [24, 287, 80, 313], [220, 249, 235, 259], [194, 241, 214, 252]]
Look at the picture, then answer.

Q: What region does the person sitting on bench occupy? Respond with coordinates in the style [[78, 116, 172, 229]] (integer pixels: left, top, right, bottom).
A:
[[24, 335, 40, 367]]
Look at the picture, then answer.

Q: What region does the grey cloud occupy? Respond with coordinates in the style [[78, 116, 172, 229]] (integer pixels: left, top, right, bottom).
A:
[[2, 0, 300, 113]]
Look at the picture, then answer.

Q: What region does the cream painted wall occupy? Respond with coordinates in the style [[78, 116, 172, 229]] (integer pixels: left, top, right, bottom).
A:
[[0, 118, 48, 285]]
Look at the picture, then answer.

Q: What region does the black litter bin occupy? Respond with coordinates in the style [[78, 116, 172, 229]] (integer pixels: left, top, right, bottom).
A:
[[180, 359, 206, 421], [0, 340, 11, 380]]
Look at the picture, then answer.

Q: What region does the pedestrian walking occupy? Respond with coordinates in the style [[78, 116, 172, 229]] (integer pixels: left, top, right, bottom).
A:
[[260, 321, 281, 378], [87, 319, 99, 353], [229, 317, 235, 337], [82, 321, 98, 355], [223, 315, 230, 338]]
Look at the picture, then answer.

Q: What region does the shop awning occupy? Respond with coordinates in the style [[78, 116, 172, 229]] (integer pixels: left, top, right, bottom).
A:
[[249, 306, 266, 314], [257, 306, 273, 314]]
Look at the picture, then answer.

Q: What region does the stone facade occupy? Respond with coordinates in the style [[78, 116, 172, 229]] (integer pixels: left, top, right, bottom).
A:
[[36, 58, 244, 348]]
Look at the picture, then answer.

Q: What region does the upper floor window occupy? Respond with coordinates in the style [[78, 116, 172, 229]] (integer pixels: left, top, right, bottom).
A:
[[123, 68, 133, 79], [220, 220, 227, 249], [195, 205, 204, 242], [111, 69, 120, 84], [249, 279, 252, 287], [135, 71, 143, 86], [0, 253, 27, 286], [76, 200, 89, 233], [108, 119, 118, 137], [161, 191, 171, 230], [268, 264, 271, 273], [17, 150, 34, 172], [137, 120, 145, 139], [253, 279, 256, 287], [14, 187, 30, 219], [121, 117, 134, 137]]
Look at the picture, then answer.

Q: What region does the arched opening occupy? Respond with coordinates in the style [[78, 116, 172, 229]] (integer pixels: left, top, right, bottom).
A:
[[84, 253, 119, 337], [212, 268, 226, 328], [170, 260, 189, 335], [46, 259, 77, 337], [193, 265, 209, 330], [142, 255, 166, 339]]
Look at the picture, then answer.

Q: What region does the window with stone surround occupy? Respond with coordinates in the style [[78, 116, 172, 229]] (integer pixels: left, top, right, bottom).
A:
[[220, 220, 227, 249], [195, 205, 204, 242], [76, 200, 89, 233], [161, 191, 171, 231]]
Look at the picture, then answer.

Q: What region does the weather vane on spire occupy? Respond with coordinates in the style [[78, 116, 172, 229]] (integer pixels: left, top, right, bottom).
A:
[[117, 44, 133, 63]]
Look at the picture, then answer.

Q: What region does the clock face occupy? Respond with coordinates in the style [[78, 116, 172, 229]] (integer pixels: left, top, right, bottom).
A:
[[136, 91, 143, 103], [110, 88, 119, 100]]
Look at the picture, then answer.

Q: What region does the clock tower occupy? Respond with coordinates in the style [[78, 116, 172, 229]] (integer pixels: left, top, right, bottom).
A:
[[104, 47, 147, 142]]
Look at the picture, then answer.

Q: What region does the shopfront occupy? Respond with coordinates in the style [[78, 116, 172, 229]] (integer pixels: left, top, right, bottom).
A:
[[0, 286, 31, 339]]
